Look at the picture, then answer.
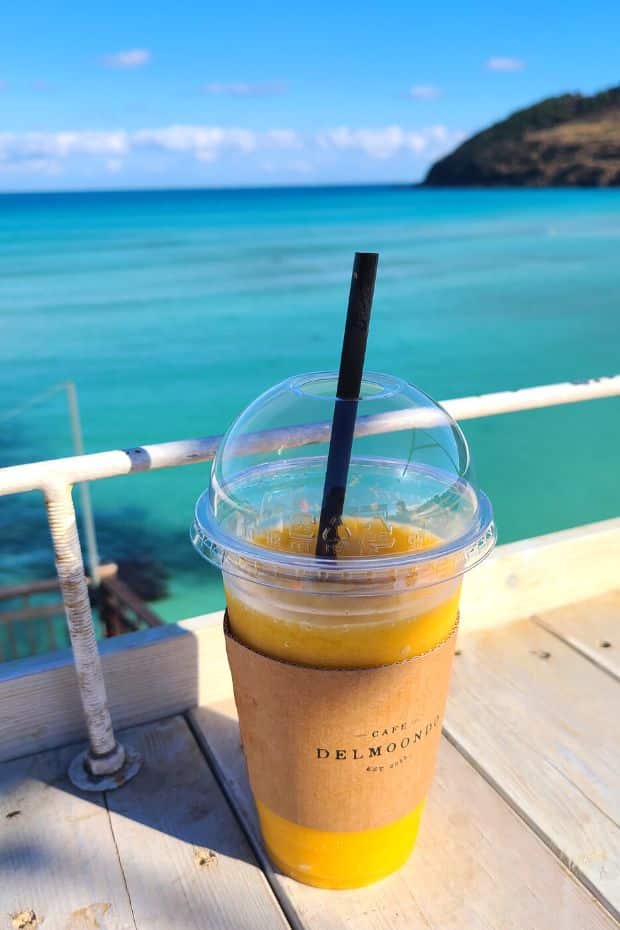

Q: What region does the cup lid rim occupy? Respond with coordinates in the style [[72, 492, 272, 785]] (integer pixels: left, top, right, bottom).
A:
[[192, 459, 496, 578]]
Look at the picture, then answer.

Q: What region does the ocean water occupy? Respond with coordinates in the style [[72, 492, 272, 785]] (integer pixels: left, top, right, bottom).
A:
[[1, 186, 619, 636]]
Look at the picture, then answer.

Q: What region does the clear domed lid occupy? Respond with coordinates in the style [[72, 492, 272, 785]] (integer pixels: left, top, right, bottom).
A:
[[192, 371, 495, 592]]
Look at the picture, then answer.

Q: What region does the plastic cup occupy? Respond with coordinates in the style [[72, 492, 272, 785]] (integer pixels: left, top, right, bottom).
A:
[[192, 372, 495, 888]]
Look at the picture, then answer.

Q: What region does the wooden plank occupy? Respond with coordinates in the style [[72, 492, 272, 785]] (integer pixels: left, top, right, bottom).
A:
[[190, 699, 616, 930], [0, 613, 231, 762], [532, 589, 620, 679], [106, 716, 290, 930], [445, 618, 620, 918], [460, 517, 620, 633], [0, 741, 135, 929]]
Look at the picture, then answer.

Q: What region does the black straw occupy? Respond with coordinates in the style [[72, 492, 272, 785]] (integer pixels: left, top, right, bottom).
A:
[[315, 252, 378, 558]]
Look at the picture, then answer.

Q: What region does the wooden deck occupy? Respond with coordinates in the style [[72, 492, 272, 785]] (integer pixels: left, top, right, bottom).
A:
[[1, 519, 619, 929]]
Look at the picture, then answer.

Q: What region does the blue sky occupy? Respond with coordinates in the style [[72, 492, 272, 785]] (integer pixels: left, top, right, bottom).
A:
[[1, 0, 618, 191]]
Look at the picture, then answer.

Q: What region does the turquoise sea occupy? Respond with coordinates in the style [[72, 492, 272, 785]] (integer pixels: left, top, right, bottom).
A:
[[1, 186, 619, 637]]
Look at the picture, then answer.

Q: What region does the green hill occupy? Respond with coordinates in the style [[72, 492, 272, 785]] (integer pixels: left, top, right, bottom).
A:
[[424, 85, 620, 187]]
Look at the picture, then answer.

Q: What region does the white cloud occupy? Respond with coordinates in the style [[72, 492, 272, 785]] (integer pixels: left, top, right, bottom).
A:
[[195, 150, 218, 164], [104, 48, 151, 69], [409, 85, 442, 100], [0, 126, 302, 173], [0, 157, 61, 176], [289, 159, 314, 175], [317, 125, 462, 159], [0, 131, 129, 164], [202, 81, 286, 97], [133, 125, 303, 162], [486, 57, 525, 72], [132, 126, 258, 164], [264, 129, 302, 149], [0, 123, 462, 179], [318, 126, 403, 159]]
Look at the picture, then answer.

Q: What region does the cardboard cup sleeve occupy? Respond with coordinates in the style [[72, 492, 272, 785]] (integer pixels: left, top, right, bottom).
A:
[[225, 613, 458, 832]]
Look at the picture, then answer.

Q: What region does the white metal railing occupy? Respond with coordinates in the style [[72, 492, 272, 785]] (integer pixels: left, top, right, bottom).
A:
[[1, 374, 619, 788]]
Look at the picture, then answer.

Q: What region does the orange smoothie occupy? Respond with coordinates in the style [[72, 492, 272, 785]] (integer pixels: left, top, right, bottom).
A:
[[225, 517, 460, 889]]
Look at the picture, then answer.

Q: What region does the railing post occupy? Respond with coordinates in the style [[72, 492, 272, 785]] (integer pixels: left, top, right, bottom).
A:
[[44, 482, 141, 790], [65, 381, 101, 586]]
